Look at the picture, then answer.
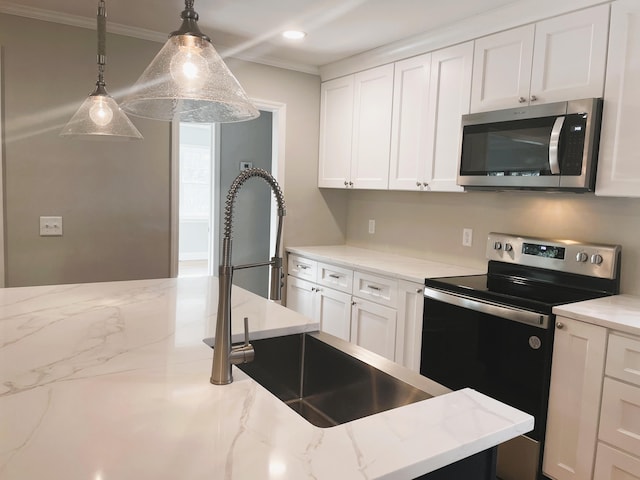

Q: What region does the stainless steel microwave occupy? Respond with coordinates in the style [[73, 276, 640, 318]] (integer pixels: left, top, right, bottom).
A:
[[458, 98, 603, 192]]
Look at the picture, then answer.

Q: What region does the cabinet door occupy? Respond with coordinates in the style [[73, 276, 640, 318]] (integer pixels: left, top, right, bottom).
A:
[[395, 281, 424, 371], [351, 298, 397, 360], [594, 443, 640, 480], [596, 0, 640, 197], [530, 5, 609, 104], [470, 25, 534, 112], [350, 64, 394, 189], [543, 316, 607, 480], [317, 286, 352, 341], [286, 276, 318, 321], [425, 42, 472, 192], [318, 75, 354, 188], [389, 53, 431, 191]]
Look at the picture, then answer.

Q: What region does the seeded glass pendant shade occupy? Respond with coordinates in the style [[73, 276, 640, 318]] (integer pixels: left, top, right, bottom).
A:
[[121, 0, 259, 123], [61, 0, 142, 140]]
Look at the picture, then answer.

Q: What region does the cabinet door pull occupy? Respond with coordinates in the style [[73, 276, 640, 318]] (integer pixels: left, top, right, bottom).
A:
[[518, 96, 527, 103], [556, 322, 564, 329], [416, 288, 424, 294]]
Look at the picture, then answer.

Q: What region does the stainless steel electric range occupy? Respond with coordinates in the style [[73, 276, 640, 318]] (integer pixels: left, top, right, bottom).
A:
[[420, 232, 621, 480]]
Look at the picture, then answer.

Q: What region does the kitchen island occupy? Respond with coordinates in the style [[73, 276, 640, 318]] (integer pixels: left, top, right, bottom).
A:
[[0, 276, 532, 479]]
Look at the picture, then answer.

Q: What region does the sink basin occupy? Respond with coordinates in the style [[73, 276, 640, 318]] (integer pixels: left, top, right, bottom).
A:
[[230, 332, 432, 428]]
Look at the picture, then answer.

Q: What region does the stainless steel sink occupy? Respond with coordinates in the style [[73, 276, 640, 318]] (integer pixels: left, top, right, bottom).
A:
[[228, 331, 435, 428]]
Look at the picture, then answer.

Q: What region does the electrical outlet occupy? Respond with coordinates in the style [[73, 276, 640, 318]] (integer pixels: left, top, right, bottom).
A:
[[40, 216, 63, 236], [462, 228, 473, 247], [368, 219, 375, 234]]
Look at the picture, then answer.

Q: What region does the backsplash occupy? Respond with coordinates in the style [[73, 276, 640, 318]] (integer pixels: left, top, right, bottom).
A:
[[345, 190, 640, 295]]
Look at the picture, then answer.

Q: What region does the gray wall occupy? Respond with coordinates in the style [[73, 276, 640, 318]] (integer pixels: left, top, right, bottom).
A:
[[346, 190, 640, 295], [219, 112, 272, 298], [0, 14, 171, 286], [0, 14, 343, 287]]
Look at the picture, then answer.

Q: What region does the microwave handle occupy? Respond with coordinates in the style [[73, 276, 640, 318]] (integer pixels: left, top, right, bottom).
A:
[[549, 116, 565, 175]]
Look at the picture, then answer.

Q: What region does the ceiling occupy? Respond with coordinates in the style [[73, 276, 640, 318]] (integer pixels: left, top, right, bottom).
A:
[[0, 0, 524, 72]]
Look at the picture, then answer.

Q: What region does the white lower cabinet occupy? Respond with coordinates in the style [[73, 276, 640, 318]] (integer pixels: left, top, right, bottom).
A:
[[286, 254, 407, 363], [593, 443, 640, 480], [351, 298, 397, 360], [395, 280, 424, 372], [286, 276, 318, 321], [543, 316, 607, 480], [316, 285, 352, 341], [544, 317, 640, 480]]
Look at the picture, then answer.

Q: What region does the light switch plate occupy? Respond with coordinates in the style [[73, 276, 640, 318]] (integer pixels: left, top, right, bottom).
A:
[[40, 216, 63, 236]]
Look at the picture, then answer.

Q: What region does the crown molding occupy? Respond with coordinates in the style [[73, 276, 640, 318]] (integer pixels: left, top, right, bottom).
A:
[[0, 1, 167, 42], [319, 0, 609, 81], [0, 1, 320, 75]]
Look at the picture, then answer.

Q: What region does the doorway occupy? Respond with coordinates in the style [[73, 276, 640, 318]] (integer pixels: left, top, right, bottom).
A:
[[172, 101, 286, 299]]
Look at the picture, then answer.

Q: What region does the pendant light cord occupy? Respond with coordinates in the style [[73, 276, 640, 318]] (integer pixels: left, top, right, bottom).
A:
[[97, 0, 106, 86]]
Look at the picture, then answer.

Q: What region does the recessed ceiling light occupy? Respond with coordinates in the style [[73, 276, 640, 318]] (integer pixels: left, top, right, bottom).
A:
[[282, 30, 306, 40]]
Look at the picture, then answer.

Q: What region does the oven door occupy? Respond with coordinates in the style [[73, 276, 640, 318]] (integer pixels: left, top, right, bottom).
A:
[[421, 288, 554, 480]]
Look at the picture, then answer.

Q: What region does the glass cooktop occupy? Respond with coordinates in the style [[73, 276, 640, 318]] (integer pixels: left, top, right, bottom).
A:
[[424, 261, 619, 314]]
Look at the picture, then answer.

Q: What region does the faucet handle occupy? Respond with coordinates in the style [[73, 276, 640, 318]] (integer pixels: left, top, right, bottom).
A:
[[229, 317, 255, 365], [243, 317, 250, 347]]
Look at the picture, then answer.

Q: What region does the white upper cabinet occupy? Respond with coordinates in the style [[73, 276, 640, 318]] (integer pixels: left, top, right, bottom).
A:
[[596, 0, 640, 197], [318, 75, 354, 188], [389, 53, 432, 191], [389, 42, 472, 192], [471, 25, 534, 112], [427, 43, 472, 191], [351, 64, 394, 189], [471, 5, 609, 112], [318, 64, 394, 189]]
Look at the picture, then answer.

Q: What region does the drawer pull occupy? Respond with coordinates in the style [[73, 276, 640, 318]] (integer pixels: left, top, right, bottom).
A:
[[367, 285, 382, 291], [297, 265, 309, 270], [329, 274, 341, 279]]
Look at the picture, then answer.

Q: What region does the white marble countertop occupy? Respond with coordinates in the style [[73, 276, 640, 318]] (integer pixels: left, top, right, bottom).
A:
[[554, 294, 640, 336], [286, 245, 484, 284], [0, 276, 532, 479]]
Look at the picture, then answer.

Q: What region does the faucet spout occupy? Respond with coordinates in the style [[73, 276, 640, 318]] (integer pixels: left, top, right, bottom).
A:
[[210, 167, 286, 385]]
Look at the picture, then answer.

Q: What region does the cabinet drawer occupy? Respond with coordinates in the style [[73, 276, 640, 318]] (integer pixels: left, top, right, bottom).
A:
[[353, 271, 398, 308], [594, 443, 640, 479], [317, 262, 353, 293], [607, 333, 640, 387], [599, 377, 640, 456], [287, 254, 317, 282]]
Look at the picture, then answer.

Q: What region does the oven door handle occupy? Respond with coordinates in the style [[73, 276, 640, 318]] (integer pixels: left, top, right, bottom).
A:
[[423, 287, 550, 328]]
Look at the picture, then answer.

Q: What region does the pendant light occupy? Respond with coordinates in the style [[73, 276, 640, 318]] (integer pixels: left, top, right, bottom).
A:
[[60, 0, 142, 140], [120, 0, 259, 123]]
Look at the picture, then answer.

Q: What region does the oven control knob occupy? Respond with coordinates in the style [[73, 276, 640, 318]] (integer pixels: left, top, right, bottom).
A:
[[504, 243, 513, 252], [493, 241, 503, 250], [576, 252, 588, 263], [590, 254, 604, 265]]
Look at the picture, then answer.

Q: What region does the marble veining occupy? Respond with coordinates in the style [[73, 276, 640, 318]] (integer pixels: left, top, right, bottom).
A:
[[0, 276, 532, 479]]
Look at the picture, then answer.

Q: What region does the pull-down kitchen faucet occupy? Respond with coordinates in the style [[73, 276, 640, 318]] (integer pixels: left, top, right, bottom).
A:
[[210, 167, 286, 385]]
